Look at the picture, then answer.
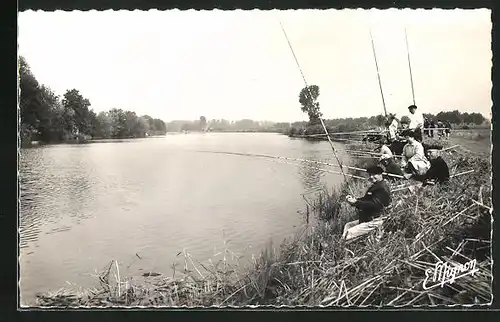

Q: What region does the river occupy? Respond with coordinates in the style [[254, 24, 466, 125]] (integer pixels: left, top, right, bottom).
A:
[[19, 132, 352, 305]]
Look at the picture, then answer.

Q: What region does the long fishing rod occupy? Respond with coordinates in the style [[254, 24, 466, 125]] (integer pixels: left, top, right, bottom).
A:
[[404, 27, 416, 105], [197, 150, 405, 179], [277, 19, 355, 195], [369, 28, 388, 118]]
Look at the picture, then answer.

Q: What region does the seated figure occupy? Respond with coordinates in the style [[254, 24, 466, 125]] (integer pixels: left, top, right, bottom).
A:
[[342, 165, 392, 242], [422, 148, 450, 185], [400, 129, 431, 179], [379, 154, 404, 180]]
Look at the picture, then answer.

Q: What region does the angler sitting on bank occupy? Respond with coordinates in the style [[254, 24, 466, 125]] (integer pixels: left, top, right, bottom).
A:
[[400, 129, 431, 180], [422, 148, 450, 185], [376, 137, 393, 157], [379, 154, 404, 179], [342, 165, 392, 242]]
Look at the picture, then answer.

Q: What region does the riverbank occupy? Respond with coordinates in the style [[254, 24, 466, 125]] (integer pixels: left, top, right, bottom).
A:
[[34, 135, 492, 307]]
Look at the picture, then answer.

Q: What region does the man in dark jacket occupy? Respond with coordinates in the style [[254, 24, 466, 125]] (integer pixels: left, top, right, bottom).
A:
[[422, 149, 450, 185], [342, 165, 392, 241]]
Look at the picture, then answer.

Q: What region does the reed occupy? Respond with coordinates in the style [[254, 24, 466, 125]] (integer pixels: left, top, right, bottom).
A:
[[35, 138, 492, 308]]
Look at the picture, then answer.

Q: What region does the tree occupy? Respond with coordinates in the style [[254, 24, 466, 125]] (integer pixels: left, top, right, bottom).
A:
[[470, 112, 485, 125], [19, 56, 43, 140], [62, 89, 92, 136], [200, 116, 207, 131], [137, 116, 150, 136], [152, 118, 167, 134], [94, 111, 114, 138], [298, 85, 322, 125], [108, 108, 127, 138], [38, 86, 65, 141]]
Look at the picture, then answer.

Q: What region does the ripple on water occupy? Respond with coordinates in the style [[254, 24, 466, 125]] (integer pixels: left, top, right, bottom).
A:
[[19, 135, 349, 302]]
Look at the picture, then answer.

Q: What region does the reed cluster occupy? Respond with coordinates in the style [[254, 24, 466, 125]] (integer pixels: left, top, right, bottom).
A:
[[35, 138, 492, 308]]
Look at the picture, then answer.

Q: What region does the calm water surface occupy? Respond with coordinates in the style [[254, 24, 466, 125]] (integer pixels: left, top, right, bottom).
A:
[[19, 133, 351, 305]]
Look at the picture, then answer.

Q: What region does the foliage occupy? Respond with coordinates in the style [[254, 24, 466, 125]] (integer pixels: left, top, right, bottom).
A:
[[19, 56, 167, 145], [299, 85, 323, 125], [166, 119, 292, 133], [199, 116, 207, 131], [424, 110, 486, 126]]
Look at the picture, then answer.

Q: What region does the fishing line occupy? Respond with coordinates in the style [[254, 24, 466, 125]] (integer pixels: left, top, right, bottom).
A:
[[276, 16, 355, 195], [196, 150, 404, 179]]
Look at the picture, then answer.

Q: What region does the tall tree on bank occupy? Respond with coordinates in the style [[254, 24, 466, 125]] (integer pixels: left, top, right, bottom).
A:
[[62, 89, 93, 137], [299, 85, 322, 125], [200, 116, 207, 131]]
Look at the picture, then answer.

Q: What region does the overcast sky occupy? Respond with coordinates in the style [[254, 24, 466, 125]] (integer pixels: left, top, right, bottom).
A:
[[18, 9, 491, 123]]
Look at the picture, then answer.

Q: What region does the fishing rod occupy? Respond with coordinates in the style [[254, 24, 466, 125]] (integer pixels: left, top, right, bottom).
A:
[[277, 18, 355, 195], [299, 129, 388, 137], [369, 28, 388, 118], [196, 150, 405, 179], [404, 27, 416, 105]]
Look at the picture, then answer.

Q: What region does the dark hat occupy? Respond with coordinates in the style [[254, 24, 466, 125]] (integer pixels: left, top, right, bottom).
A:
[[366, 165, 384, 175], [402, 129, 417, 138], [408, 105, 417, 110]]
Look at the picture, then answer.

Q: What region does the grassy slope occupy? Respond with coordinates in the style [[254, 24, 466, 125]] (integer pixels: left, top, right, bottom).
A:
[[35, 132, 492, 307]]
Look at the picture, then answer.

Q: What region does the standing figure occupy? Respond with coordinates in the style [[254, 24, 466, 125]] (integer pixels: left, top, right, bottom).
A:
[[342, 165, 392, 242], [444, 120, 452, 139], [385, 113, 399, 143], [423, 118, 429, 137], [407, 105, 424, 142], [437, 120, 444, 138]]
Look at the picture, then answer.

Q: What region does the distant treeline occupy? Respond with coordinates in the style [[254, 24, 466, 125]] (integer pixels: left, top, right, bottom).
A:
[[288, 111, 489, 136], [165, 110, 488, 136], [19, 56, 167, 145], [165, 118, 292, 133]]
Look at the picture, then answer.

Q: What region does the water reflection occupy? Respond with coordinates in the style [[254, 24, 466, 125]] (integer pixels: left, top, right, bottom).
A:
[[19, 133, 349, 305]]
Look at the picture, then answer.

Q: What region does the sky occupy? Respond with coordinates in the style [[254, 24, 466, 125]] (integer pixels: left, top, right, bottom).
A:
[[18, 9, 492, 123]]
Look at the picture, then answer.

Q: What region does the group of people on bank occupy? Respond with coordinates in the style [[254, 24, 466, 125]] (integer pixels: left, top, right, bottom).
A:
[[384, 105, 452, 143], [341, 105, 452, 242]]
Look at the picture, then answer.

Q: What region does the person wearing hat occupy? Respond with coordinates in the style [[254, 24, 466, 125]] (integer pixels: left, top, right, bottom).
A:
[[385, 113, 399, 143], [422, 148, 450, 185], [342, 165, 392, 241], [407, 105, 424, 142], [399, 115, 411, 130], [400, 129, 430, 179], [375, 137, 393, 157], [379, 154, 404, 180]]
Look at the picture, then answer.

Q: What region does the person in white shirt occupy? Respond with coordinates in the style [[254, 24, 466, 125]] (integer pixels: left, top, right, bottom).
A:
[[407, 105, 424, 142], [385, 113, 399, 143]]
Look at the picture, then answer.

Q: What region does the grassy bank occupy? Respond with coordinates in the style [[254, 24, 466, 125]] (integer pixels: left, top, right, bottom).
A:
[[34, 136, 492, 307]]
